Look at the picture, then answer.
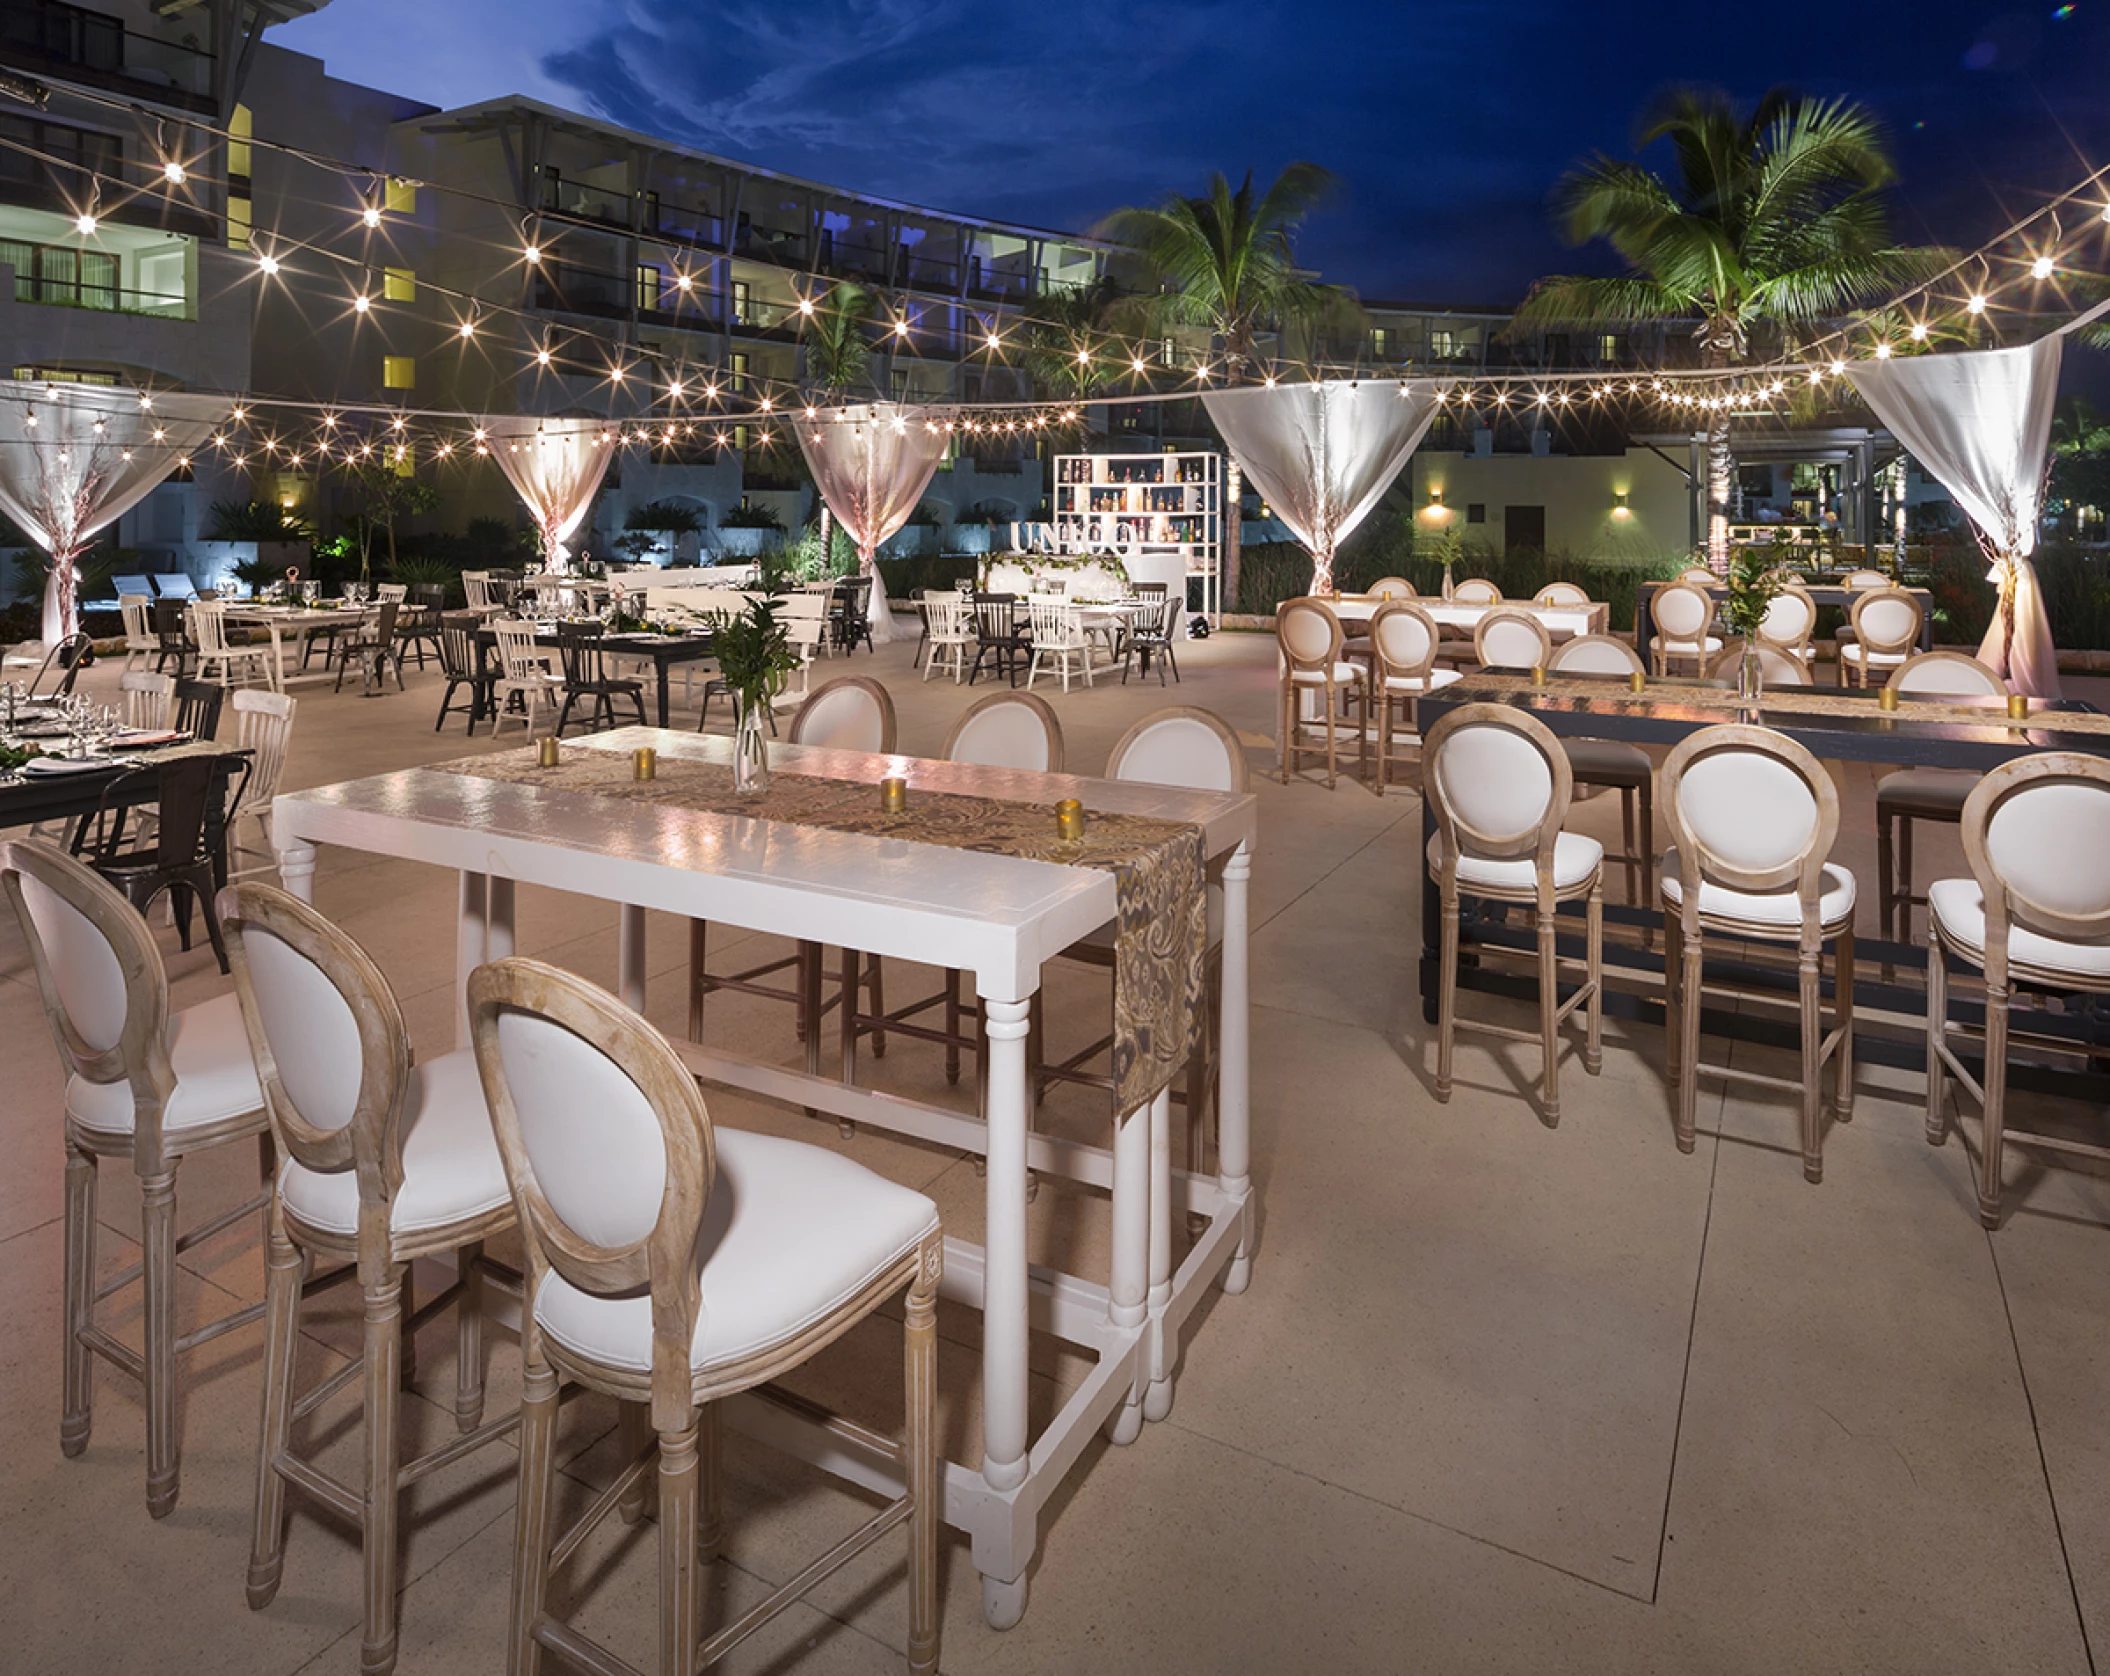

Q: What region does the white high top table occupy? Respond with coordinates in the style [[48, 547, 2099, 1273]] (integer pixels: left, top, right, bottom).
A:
[[273, 726, 1258, 1630]]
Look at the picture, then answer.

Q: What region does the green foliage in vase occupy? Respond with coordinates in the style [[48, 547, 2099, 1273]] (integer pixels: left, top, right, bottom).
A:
[[706, 596, 800, 704], [1720, 546, 1786, 638]]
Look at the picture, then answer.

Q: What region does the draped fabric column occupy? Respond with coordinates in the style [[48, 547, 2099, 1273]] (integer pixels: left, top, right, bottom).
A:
[[0, 382, 229, 643], [487, 418, 617, 574], [796, 403, 947, 646], [1847, 338, 2063, 698], [1201, 379, 1445, 596]]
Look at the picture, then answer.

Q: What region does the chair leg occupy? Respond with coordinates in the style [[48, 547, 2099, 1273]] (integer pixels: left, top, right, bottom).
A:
[[1638, 779, 1656, 951], [1833, 927, 1856, 1125], [1585, 882, 1604, 1075], [1925, 929, 1949, 1145], [1536, 903, 1561, 1126], [944, 969, 963, 1085], [1663, 908, 1682, 1089], [140, 1165, 181, 1518], [1798, 944, 1823, 1183], [1978, 978, 2011, 1228], [1875, 807, 1896, 979], [248, 1217, 302, 1608], [362, 1265, 405, 1676], [618, 1402, 654, 1524], [507, 1360, 558, 1676], [61, 1140, 97, 1459], [455, 1239, 485, 1431], [1322, 681, 1338, 790], [656, 1418, 702, 1676], [1676, 930, 1704, 1153], [1435, 885, 1459, 1100], [904, 1255, 941, 1675], [1897, 816, 1916, 951], [867, 954, 887, 1058], [1619, 788, 1639, 903], [696, 1401, 723, 1565]]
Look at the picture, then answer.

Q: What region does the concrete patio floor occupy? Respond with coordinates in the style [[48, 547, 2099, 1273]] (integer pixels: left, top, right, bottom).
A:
[[3, 624, 2106, 1674]]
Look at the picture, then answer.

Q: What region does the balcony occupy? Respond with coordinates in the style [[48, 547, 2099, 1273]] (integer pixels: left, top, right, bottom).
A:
[[530, 265, 631, 320], [0, 0, 214, 112], [540, 175, 648, 230], [732, 222, 807, 268], [0, 211, 195, 321], [899, 252, 958, 293], [650, 202, 723, 249]]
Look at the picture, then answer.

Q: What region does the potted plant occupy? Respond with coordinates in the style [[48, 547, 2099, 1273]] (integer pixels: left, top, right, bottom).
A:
[[705, 596, 800, 793], [1720, 546, 1787, 702]]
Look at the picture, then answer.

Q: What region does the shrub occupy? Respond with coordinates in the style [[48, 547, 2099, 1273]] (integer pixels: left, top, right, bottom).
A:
[[721, 502, 785, 531]]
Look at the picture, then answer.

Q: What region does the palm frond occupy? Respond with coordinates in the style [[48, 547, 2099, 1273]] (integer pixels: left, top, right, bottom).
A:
[[1512, 275, 1692, 327]]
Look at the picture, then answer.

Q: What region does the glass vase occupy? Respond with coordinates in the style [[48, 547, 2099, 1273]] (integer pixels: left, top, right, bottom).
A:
[[1441, 567, 1456, 603], [1738, 643, 1764, 707], [733, 694, 770, 795]]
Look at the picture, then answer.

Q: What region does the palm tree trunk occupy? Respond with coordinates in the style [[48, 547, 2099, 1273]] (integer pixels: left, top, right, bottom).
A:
[[1223, 463, 1242, 616], [1701, 322, 1737, 572]]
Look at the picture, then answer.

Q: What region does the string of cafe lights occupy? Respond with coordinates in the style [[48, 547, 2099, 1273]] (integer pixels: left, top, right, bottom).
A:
[[0, 68, 2107, 454]]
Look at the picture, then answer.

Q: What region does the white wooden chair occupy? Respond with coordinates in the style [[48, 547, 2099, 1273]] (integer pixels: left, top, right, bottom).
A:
[[1472, 608, 1553, 671], [192, 599, 277, 690], [1424, 704, 1604, 1125], [922, 595, 972, 684], [1926, 754, 2110, 1226], [468, 957, 945, 1676], [119, 593, 157, 671], [1276, 597, 1366, 788], [1, 838, 271, 1518], [119, 669, 176, 730], [491, 617, 564, 737], [1451, 577, 1503, 606], [226, 689, 297, 881], [1025, 598, 1094, 692], [1548, 634, 1655, 906], [1839, 587, 1924, 687], [1367, 602, 1461, 793], [1658, 724, 1856, 1181], [221, 883, 519, 1676], [461, 570, 499, 614], [1647, 581, 1722, 676]]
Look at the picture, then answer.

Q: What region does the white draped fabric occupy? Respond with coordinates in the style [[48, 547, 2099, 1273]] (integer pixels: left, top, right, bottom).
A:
[[1847, 339, 2063, 698], [1202, 379, 1445, 595], [0, 382, 229, 642], [487, 418, 617, 573], [796, 403, 947, 646]]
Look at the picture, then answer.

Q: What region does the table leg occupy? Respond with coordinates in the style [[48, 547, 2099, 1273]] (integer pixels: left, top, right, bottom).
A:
[[456, 874, 487, 1049], [1218, 841, 1255, 1294], [1104, 1097, 1149, 1446], [277, 837, 317, 905], [656, 659, 672, 729], [618, 903, 647, 1013], [976, 991, 1033, 1629], [1143, 1087, 1176, 1420], [268, 627, 286, 694]]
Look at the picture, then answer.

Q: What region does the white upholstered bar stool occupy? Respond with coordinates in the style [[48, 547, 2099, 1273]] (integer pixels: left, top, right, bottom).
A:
[[220, 883, 519, 1676], [1547, 633, 1655, 906], [1472, 608, 1553, 672], [1708, 641, 1814, 686], [1925, 755, 2110, 1227], [1276, 597, 1367, 789], [1534, 580, 1591, 608], [1648, 581, 1722, 676], [1876, 652, 2008, 957], [1658, 725, 1856, 1180], [688, 677, 897, 1122], [1367, 602, 1460, 794], [1757, 582, 1819, 670], [1451, 577, 1503, 605], [467, 957, 945, 1676], [1838, 587, 1924, 687], [1423, 705, 1604, 1125], [1, 838, 271, 1519], [1366, 575, 1417, 599]]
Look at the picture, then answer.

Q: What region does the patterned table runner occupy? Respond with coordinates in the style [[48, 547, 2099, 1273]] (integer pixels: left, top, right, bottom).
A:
[[435, 745, 1208, 1111]]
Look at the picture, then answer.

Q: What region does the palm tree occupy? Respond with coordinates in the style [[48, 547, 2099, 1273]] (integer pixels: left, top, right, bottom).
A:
[[1021, 274, 1116, 400], [800, 281, 875, 400], [1516, 88, 1949, 568]]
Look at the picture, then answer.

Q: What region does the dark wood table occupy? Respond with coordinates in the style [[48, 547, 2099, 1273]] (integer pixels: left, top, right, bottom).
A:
[[1633, 581, 1936, 667], [0, 742, 250, 880], [1414, 673, 2110, 1090], [473, 626, 716, 730]]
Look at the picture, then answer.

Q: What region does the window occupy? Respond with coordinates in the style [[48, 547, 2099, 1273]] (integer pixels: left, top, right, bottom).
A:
[[1159, 337, 1176, 367], [382, 355, 415, 389], [1466, 503, 1486, 524], [729, 351, 749, 392], [730, 279, 751, 324], [226, 194, 250, 250], [1543, 332, 1570, 365], [383, 266, 415, 302], [1594, 332, 1625, 363], [0, 239, 117, 308], [13, 364, 116, 384], [1430, 328, 1457, 360], [635, 263, 661, 311], [227, 104, 252, 180], [733, 425, 749, 451], [384, 178, 416, 214], [890, 367, 907, 399], [1370, 327, 1393, 360]]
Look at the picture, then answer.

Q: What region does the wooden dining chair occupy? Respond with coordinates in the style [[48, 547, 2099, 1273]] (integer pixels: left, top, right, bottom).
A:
[[193, 600, 276, 690], [1708, 641, 1814, 686], [1658, 724, 1856, 1180], [220, 883, 520, 1676], [433, 613, 490, 733], [467, 957, 945, 1676], [1276, 597, 1366, 789], [1925, 754, 2110, 1226], [1648, 581, 1722, 676], [1366, 575, 1417, 599], [1839, 587, 1924, 687], [1423, 704, 1604, 1125], [491, 618, 565, 737], [1533, 581, 1591, 608], [119, 669, 176, 731], [1546, 634, 1655, 906], [225, 689, 297, 882], [1472, 608, 1553, 671], [1366, 602, 1461, 793], [1, 838, 271, 1518], [1875, 652, 2008, 958], [120, 593, 158, 672], [1756, 582, 1819, 669], [1451, 577, 1503, 606]]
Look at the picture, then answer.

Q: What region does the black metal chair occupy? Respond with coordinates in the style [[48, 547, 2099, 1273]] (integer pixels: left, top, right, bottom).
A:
[[967, 593, 1028, 687], [398, 583, 447, 669], [1121, 595, 1182, 686], [172, 678, 225, 740], [555, 621, 647, 735], [832, 576, 875, 655], [151, 600, 195, 677], [333, 600, 406, 694], [434, 613, 491, 733], [83, 751, 249, 974], [25, 632, 92, 698]]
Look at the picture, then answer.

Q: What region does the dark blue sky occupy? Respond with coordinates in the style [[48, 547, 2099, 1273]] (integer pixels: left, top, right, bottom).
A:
[[272, 0, 2110, 304]]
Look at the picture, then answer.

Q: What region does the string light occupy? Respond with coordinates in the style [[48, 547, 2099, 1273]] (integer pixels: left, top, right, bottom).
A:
[[351, 291, 371, 314], [2031, 255, 2055, 279], [256, 251, 280, 276], [1875, 341, 1893, 359], [1910, 321, 1930, 341], [162, 159, 185, 185], [1966, 293, 1987, 314]]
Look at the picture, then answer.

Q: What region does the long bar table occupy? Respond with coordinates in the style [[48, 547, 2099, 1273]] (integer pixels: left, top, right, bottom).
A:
[[1632, 581, 1935, 668], [273, 726, 1258, 1630]]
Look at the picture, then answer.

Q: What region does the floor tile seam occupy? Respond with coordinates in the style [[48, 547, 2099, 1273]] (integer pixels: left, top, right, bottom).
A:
[[1153, 1413, 1657, 1608], [1989, 1236, 2099, 1676], [0, 1212, 61, 1249], [1648, 1088, 1725, 1608]]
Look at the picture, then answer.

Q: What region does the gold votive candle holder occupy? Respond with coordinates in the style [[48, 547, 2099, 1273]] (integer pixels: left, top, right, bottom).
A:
[[1878, 685, 1899, 712], [1530, 665, 1547, 688], [537, 736, 560, 767], [1055, 798, 1085, 841], [2008, 693, 2029, 720], [1628, 670, 1647, 695], [880, 776, 908, 814], [633, 746, 656, 781]]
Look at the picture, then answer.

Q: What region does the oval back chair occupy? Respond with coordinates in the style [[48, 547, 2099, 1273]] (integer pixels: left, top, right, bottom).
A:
[[1473, 608, 1553, 672], [788, 675, 897, 754], [942, 689, 1065, 773]]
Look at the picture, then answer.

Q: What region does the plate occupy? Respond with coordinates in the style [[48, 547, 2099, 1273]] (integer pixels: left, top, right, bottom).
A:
[[20, 755, 118, 776]]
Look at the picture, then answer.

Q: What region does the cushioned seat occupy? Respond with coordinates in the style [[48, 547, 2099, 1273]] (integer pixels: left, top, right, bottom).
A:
[[1927, 878, 2110, 980], [1660, 849, 1855, 932], [66, 991, 264, 1138], [1383, 667, 1463, 693], [277, 1049, 512, 1237], [1842, 647, 1908, 671], [1426, 829, 1603, 894], [1561, 738, 1650, 782], [1659, 636, 1724, 658], [536, 1126, 941, 1373], [1876, 767, 1975, 816], [1290, 661, 1365, 685]]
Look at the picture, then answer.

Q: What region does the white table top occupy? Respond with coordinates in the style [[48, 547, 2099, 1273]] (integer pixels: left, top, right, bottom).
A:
[[222, 603, 378, 625], [275, 727, 1257, 1001], [1328, 597, 1602, 635]]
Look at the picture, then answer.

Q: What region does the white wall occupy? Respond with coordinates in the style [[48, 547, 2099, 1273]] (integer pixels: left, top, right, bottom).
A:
[[1408, 448, 1692, 561]]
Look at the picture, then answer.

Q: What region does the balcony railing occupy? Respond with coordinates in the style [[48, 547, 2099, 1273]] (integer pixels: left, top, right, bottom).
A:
[[540, 177, 650, 229], [0, 0, 214, 109], [732, 223, 806, 266], [6, 271, 190, 319]]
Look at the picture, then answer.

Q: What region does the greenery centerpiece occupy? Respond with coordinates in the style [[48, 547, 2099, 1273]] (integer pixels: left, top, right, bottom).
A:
[[1718, 547, 1787, 700], [705, 596, 800, 793]]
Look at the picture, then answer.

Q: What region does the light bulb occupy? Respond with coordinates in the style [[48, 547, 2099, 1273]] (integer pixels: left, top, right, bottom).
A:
[[458, 319, 476, 338], [361, 205, 382, 229], [1967, 293, 1987, 314], [894, 319, 910, 337], [797, 296, 815, 316], [2031, 255, 2054, 279], [257, 252, 280, 276], [1875, 341, 1893, 359], [522, 244, 541, 264], [74, 212, 97, 236], [1076, 348, 1090, 364], [535, 348, 552, 366], [1910, 321, 1929, 341], [985, 333, 1000, 351], [1131, 357, 1147, 374], [1829, 359, 1846, 376], [162, 160, 185, 185], [667, 379, 684, 398], [352, 293, 370, 313], [675, 273, 693, 291]]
